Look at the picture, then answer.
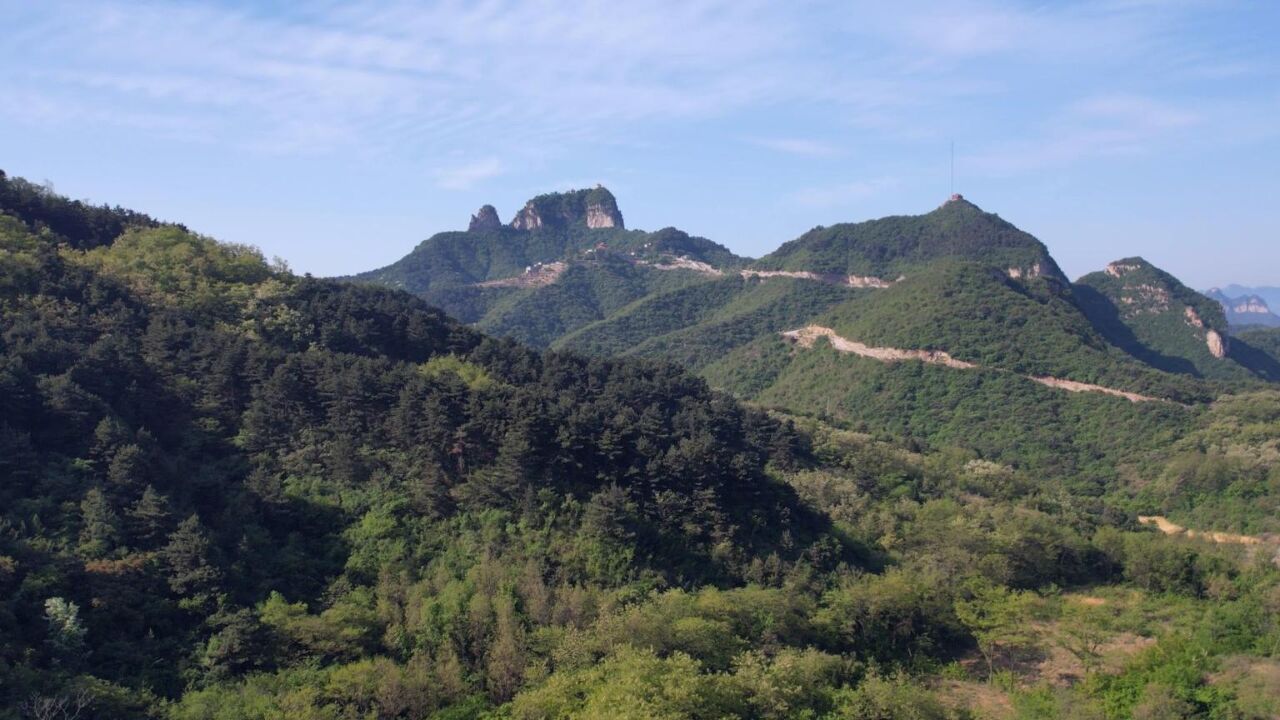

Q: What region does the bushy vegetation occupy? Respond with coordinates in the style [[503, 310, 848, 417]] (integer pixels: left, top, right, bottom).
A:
[[7, 174, 1280, 719]]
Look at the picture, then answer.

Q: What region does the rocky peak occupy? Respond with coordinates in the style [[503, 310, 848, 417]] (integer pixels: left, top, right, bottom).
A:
[[1104, 258, 1150, 278], [468, 204, 502, 232], [511, 185, 624, 231]]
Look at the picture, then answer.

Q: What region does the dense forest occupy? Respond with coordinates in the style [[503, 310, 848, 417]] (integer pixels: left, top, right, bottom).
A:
[[4, 172, 1280, 719]]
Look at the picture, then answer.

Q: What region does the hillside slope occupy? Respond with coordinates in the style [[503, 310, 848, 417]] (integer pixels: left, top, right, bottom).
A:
[[0, 177, 848, 714], [1076, 258, 1280, 381], [752, 194, 1065, 284]]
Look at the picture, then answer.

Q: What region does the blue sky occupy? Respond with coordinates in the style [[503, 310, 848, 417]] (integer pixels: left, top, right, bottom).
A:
[[1, 0, 1277, 287]]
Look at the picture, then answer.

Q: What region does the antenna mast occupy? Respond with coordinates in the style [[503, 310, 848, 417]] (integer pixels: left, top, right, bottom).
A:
[[950, 140, 955, 196]]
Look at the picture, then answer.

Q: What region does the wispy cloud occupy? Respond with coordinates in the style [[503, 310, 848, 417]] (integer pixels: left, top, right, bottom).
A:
[[0, 0, 1271, 185], [966, 93, 1203, 176], [749, 137, 842, 158], [435, 157, 505, 190]]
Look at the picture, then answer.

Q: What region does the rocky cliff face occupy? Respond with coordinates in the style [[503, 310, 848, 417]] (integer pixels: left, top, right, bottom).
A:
[[1205, 288, 1280, 328], [510, 186, 624, 231], [468, 204, 502, 232]]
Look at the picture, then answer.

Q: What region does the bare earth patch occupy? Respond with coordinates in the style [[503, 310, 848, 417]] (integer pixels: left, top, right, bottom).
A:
[[475, 261, 568, 288]]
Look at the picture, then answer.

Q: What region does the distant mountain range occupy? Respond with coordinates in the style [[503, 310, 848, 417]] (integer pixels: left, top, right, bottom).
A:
[[353, 187, 1280, 475], [1204, 287, 1280, 328]]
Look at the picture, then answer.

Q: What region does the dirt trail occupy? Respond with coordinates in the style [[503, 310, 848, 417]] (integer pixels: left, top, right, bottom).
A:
[[740, 269, 897, 288], [782, 325, 976, 369], [781, 325, 1164, 403], [1138, 515, 1266, 546]]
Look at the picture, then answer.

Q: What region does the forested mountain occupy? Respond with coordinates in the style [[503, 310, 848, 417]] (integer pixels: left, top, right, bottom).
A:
[[751, 195, 1065, 284], [358, 188, 1280, 480], [1075, 258, 1280, 381], [7, 172, 1280, 719]]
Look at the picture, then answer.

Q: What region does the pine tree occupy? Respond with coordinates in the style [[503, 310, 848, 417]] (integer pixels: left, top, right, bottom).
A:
[[128, 485, 172, 547], [107, 443, 147, 490], [161, 514, 222, 605], [78, 486, 121, 558]]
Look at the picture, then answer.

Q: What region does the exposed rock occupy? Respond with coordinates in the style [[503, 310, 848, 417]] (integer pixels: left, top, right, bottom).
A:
[[510, 186, 624, 231], [1105, 261, 1144, 278], [586, 203, 620, 229], [639, 256, 724, 276], [1206, 329, 1228, 359], [510, 205, 543, 231], [1008, 262, 1044, 280], [1185, 306, 1229, 358], [468, 204, 502, 232], [1183, 306, 1205, 328]]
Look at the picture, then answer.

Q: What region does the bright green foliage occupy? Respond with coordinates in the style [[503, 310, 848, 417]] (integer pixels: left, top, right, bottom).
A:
[[954, 580, 1038, 678], [43, 597, 87, 666]]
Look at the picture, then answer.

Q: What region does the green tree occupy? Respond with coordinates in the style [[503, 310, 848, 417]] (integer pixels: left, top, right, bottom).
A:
[[78, 486, 121, 558], [127, 485, 172, 547], [161, 515, 222, 606], [953, 580, 1037, 680], [44, 596, 88, 666]]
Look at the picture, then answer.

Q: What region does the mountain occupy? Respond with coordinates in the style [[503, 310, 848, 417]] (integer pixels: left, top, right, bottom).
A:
[[1205, 287, 1280, 328], [350, 188, 744, 346], [8, 171, 1280, 719], [356, 190, 1280, 477], [752, 194, 1066, 285], [1074, 259, 1280, 382], [1219, 283, 1280, 311]]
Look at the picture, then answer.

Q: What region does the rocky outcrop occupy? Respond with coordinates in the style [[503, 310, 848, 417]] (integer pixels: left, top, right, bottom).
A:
[[510, 186, 624, 231], [1184, 307, 1229, 358], [468, 204, 502, 232], [1007, 263, 1044, 280], [1105, 261, 1145, 278], [1206, 329, 1228, 358], [585, 203, 621, 229], [781, 325, 1164, 403]]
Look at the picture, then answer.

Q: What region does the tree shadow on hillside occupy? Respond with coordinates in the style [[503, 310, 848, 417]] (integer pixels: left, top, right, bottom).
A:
[[1226, 337, 1280, 382], [1072, 285, 1202, 376]]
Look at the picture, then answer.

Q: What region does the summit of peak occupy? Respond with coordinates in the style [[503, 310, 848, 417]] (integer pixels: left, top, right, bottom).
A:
[[510, 185, 624, 231]]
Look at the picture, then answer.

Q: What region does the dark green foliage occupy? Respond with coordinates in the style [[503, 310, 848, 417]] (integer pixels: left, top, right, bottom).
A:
[[0, 181, 836, 715], [752, 197, 1064, 280], [1075, 257, 1275, 381], [472, 256, 709, 347], [0, 169, 169, 249]]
